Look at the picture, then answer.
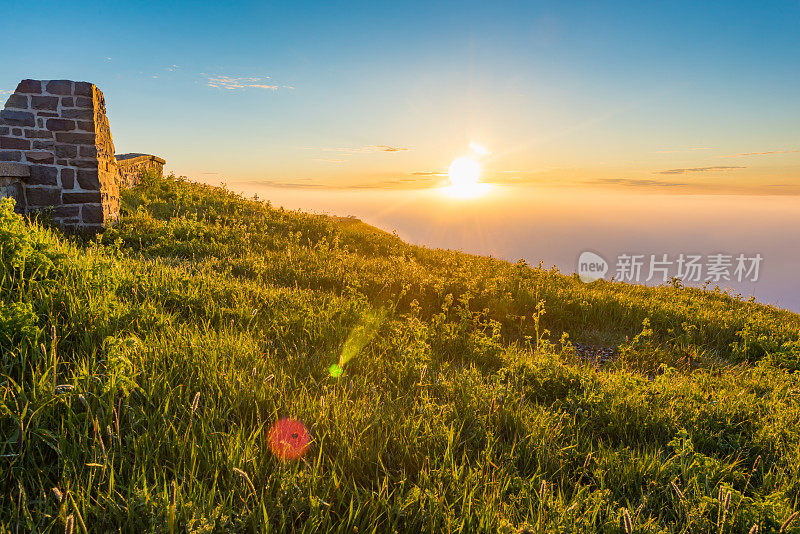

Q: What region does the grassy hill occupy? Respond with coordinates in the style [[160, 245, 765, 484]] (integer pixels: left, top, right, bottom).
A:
[[2, 172, 800, 533]]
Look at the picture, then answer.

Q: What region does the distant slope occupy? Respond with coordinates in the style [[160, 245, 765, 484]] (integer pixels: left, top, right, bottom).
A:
[[1, 172, 799, 533]]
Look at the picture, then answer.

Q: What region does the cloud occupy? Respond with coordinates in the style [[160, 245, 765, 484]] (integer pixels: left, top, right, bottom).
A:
[[314, 158, 346, 163], [594, 178, 689, 187], [204, 74, 280, 90], [718, 149, 798, 158], [324, 145, 409, 154], [655, 166, 746, 175], [167, 65, 179, 72], [409, 171, 447, 176]]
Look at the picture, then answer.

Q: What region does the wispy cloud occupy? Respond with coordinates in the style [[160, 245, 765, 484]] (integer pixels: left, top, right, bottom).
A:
[[718, 149, 798, 158], [204, 74, 281, 90], [409, 171, 447, 176], [314, 158, 346, 163], [324, 145, 409, 154], [595, 178, 689, 187], [655, 166, 746, 175]]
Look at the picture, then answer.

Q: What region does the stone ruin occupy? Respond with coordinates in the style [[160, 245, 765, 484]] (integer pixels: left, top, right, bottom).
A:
[[0, 79, 165, 230]]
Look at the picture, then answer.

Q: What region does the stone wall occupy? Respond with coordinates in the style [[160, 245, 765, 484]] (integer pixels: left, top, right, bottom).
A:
[[117, 153, 165, 187], [0, 80, 118, 229], [0, 162, 29, 213]]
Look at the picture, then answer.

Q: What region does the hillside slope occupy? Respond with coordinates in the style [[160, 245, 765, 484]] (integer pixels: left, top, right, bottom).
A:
[[2, 173, 800, 533]]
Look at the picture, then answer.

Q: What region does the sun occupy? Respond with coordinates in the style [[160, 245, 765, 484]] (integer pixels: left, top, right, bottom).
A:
[[443, 157, 491, 198]]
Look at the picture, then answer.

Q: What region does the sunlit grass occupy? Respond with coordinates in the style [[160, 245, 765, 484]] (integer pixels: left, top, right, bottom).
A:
[[1, 173, 799, 532]]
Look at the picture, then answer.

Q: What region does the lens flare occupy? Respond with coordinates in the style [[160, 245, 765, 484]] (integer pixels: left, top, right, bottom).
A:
[[328, 309, 385, 378], [268, 418, 311, 461]]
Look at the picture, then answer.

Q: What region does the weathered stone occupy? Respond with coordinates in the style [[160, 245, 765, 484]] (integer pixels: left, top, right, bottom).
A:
[[55, 132, 95, 144], [61, 108, 94, 120], [60, 168, 75, 189], [63, 191, 101, 204], [77, 169, 100, 189], [81, 203, 104, 223], [15, 79, 42, 94], [0, 137, 30, 150], [0, 110, 35, 127], [70, 159, 97, 169], [61, 97, 74, 107], [24, 129, 53, 139], [76, 121, 95, 132], [74, 96, 93, 108], [36, 118, 44, 128], [0, 151, 22, 162], [11, 128, 22, 136], [0, 127, 8, 135], [5, 94, 29, 109], [29, 165, 58, 185], [53, 205, 80, 218], [32, 139, 55, 150], [31, 96, 59, 111], [55, 145, 77, 158], [0, 162, 29, 177], [79, 145, 97, 158], [74, 82, 93, 97], [56, 159, 69, 165], [37, 112, 59, 117], [45, 80, 73, 95], [26, 187, 61, 206], [46, 119, 76, 131], [26, 151, 55, 164]]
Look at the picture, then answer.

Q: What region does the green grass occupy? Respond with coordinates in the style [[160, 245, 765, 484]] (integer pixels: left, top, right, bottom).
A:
[[2, 172, 800, 533]]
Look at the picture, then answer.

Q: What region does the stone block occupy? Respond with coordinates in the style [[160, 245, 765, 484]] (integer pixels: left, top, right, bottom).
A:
[[79, 145, 97, 158], [11, 128, 22, 136], [77, 169, 100, 189], [45, 80, 73, 95], [26, 151, 55, 164], [51, 205, 80, 218], [74, 96, 93, 108], [61, 97, 74, 107], [0, 151, 22, 162], [31, 96, 59, 111], [60, 168, 75, 188], [0, 110, 35, 127], [55, 145, 78, 158], [29, 165, 58, 185], [55, 132, 95, 145], [63, 191, 101, 204], [81, 203, 104, 223], [0, 137, 30, 150], [24, 129, 54, 139], [26, 187, 61, 206], [71, 159, 98, 169], [76, 121, 95, 132], [5, 94, 29, 109], [46, 119, 76, 131], [74, 82, 93, 97], [32, 139, 55, 149], [61, 108, 94, 120], [15, 80, 42, 94]]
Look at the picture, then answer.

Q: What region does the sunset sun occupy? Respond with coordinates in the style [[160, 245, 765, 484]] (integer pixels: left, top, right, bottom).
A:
[[444, 157, 491, 198]]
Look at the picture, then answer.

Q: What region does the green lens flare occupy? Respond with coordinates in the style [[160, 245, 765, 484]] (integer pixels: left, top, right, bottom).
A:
[[328, 363, 343, 378], [328, 308, 385, 378]]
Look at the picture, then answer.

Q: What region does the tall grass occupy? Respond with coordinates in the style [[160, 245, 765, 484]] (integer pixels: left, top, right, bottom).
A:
[[0, 173, 799, 532]]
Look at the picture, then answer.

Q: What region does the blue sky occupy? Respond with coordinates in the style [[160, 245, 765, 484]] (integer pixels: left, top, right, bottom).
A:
[[1, 0, 798, 192]]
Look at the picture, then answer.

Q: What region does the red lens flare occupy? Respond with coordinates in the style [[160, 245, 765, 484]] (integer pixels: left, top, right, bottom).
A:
[[268, 418, 311, 461]]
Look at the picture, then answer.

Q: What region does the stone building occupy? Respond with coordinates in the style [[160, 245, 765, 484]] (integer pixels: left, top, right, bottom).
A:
[[0, 79, 164, 230]]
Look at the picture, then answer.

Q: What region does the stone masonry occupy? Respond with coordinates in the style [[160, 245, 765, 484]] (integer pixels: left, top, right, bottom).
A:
[[117, 153, 165, 188], [0, 79, 165, 230]]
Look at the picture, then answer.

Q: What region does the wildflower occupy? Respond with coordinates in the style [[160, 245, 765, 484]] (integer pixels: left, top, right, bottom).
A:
[[621, 508, 633, 534]]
